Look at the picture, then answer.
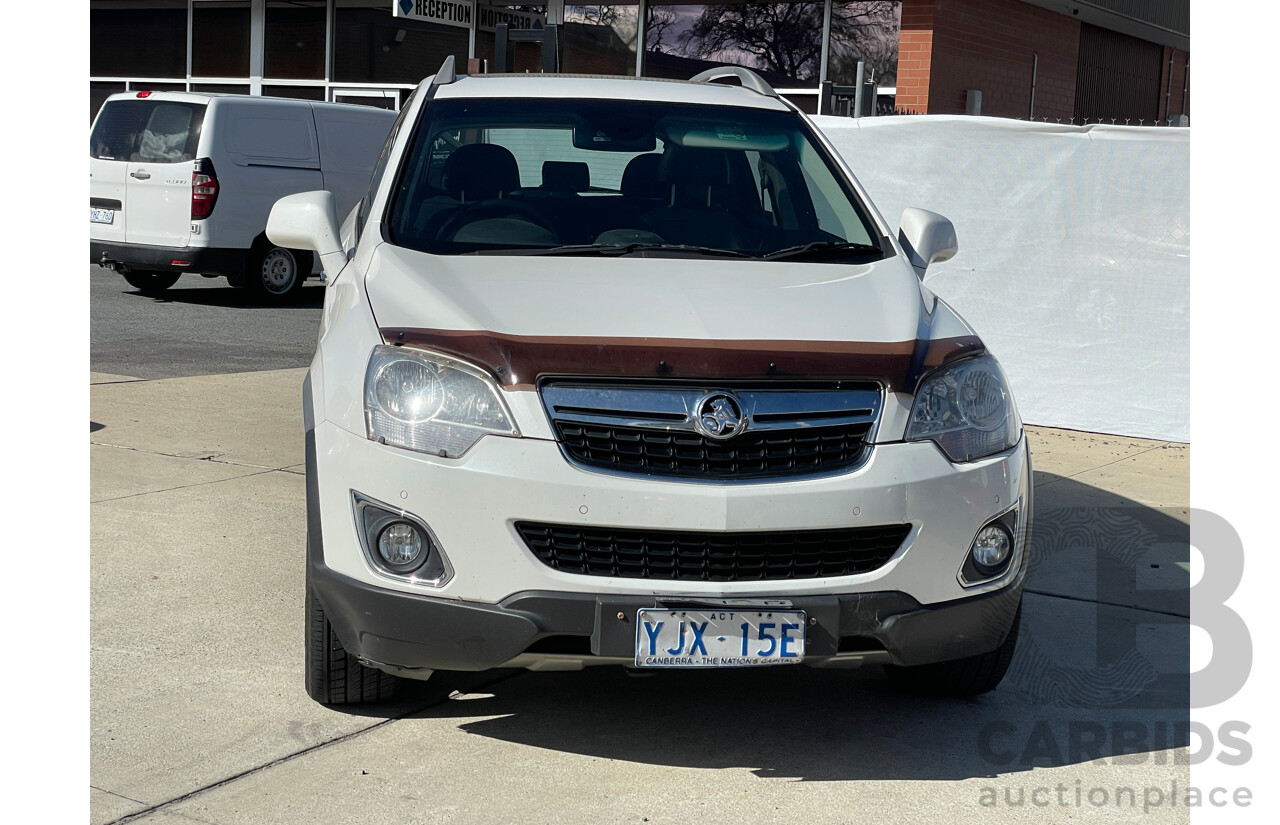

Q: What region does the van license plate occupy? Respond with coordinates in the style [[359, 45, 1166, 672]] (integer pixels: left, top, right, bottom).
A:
[[90, 208, 115, 224], [635, 609, 805, 668]]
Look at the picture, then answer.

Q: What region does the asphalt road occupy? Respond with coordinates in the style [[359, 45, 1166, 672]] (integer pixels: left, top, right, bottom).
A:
[[89, 265, 324, 379]]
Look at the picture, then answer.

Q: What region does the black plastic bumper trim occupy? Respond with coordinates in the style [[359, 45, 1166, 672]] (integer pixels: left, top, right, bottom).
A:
[[90, 240, 247, 278], [308, 567, 1025, 672]]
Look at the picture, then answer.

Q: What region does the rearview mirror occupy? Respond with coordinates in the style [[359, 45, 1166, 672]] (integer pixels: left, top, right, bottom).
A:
[[572, 121, 656, 152], [898, 207, 958, 278], [267, 191, 345, 282]]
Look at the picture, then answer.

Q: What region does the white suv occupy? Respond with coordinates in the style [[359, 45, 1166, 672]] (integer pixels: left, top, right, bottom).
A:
[[271, 59, 1032, 704]]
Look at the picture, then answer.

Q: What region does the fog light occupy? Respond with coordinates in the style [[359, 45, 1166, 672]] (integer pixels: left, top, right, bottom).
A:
[[970, 524, 1012, 571], [354, 492, 453, 585], [378, 522, 424, 568]]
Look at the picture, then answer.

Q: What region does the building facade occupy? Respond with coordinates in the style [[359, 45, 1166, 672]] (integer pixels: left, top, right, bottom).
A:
[[88, 1, 907, 119], [89, 1, 1188, 124], [897, 0, 1189, 123]]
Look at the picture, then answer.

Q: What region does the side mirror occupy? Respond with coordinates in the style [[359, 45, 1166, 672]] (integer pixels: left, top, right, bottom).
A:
[[898, 207, 958, 278], [267, 191, 345, 283]]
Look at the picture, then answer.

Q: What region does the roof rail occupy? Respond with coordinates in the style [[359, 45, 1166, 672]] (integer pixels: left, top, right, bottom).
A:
[[429, 56, 458, 90], [689, 66, 778, 98]]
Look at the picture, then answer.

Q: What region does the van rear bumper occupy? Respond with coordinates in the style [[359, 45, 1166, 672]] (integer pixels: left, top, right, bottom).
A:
[[91, 241, 246, 279]]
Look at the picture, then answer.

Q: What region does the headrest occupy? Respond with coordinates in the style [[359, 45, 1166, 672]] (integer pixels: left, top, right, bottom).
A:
[[621, 153, 664, 199], [658, 147, 731, 187], [542, 161, 589, 193], [442, 144, 520, 202], [146, 105, 192, 136]]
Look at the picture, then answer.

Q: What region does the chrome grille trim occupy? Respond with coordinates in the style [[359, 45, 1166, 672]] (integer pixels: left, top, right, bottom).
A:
[[539, 379, 884, 481]]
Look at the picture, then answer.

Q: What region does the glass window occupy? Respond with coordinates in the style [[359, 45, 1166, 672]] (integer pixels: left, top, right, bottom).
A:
[[386, 96, 882, 259], [474, 4, 549, 73], [90, 1, 187, 79], [358, 90, 418, 239], [825, 1, 900, 88], [191, 83, 252, 94], [192, 1, 252, 77], [91, 82, 127, 124], [642, 2, 826, 88], [266, 0, 327, 80], [264, 85, 327, 101], [563, 5, 639, 76], [334, 0, 468, 84], [483, 127, 642, 190], [333, 91, 399, 109], [90, 100, 207, 163]]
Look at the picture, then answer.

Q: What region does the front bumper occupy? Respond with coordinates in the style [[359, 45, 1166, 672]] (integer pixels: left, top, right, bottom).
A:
[[305, 416, 1032, 676], [312, 418, 1030, 605]]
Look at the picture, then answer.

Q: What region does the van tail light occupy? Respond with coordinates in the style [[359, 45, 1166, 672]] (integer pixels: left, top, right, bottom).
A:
[[191, 158, 219, 220]]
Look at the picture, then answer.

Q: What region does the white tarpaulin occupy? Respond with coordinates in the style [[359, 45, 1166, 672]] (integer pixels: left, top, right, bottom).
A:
[[814, 115, 1190, 443]]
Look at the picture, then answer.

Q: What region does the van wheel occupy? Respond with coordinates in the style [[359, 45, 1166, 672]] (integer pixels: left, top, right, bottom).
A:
[[306, 582, 400, 705], [122, 271, 181, 292], [247, 242, 311, 303], [883, 599, 1022, 697]]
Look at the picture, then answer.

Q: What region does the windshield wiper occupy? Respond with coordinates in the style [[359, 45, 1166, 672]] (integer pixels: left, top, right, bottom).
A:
[[517, 242, 752, 259], [762, 241, 884, 262]]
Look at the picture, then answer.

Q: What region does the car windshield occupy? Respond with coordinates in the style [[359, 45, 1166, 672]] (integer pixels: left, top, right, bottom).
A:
[[385, 97, 885, 261]]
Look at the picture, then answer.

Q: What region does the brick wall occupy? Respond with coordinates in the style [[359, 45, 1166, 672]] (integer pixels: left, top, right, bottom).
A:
[[896, 1, 936, 113], [1157, 47, 1191, 122], [897, 0, 1081, 119]]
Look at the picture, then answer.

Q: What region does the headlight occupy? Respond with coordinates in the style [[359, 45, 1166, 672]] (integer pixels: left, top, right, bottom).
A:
[[364, 346, 519, 457], [906, 353, 1021, 462]]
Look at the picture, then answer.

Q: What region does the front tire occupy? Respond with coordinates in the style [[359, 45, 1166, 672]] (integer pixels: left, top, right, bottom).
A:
[[247, 242, 311, 303], [306, 582, 400, 704], [122, 270, 181, 292], [884, 599, 1022, 697]]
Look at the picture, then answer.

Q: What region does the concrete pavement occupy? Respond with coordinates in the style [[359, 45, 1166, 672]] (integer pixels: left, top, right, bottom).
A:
[[91, 368, 1191, 824]]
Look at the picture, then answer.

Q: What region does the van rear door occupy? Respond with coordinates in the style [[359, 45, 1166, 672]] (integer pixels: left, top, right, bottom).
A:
[[90, 98, 206, 250], [89, 100, 136, 245]]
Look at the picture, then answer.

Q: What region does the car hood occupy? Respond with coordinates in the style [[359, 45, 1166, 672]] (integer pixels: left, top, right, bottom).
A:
[[362, 245, 980, 392]]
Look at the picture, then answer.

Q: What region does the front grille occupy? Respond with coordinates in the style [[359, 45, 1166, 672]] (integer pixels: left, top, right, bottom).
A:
[[516, 522, 911, 582], [540, 380, 884, 481], [554, 421, 872, 479]]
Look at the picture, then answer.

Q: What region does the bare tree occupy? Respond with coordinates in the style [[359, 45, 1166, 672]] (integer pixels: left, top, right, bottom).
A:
[[678, 4, 824, 80], [567, 5, 620, 27], [644, 6, 679, 52], [564, 4, 640, 48], [829, 2, 900, 85], [675, 2, 898, 83]]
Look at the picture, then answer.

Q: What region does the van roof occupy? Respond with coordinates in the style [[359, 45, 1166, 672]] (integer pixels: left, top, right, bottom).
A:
[[426, 72, 792, 113], [100, 91, 395, 116]]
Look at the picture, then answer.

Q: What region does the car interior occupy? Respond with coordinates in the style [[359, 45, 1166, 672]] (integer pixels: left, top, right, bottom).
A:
[[388, 102, 885, 257]]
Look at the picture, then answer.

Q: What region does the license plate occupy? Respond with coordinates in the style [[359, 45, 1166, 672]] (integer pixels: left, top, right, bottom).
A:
[[635, 608, 806, 668], [90, 208, 115, 224]]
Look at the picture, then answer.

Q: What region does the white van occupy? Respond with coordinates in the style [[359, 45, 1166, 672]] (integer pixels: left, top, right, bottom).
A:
[[89, 92, 395, 302]]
